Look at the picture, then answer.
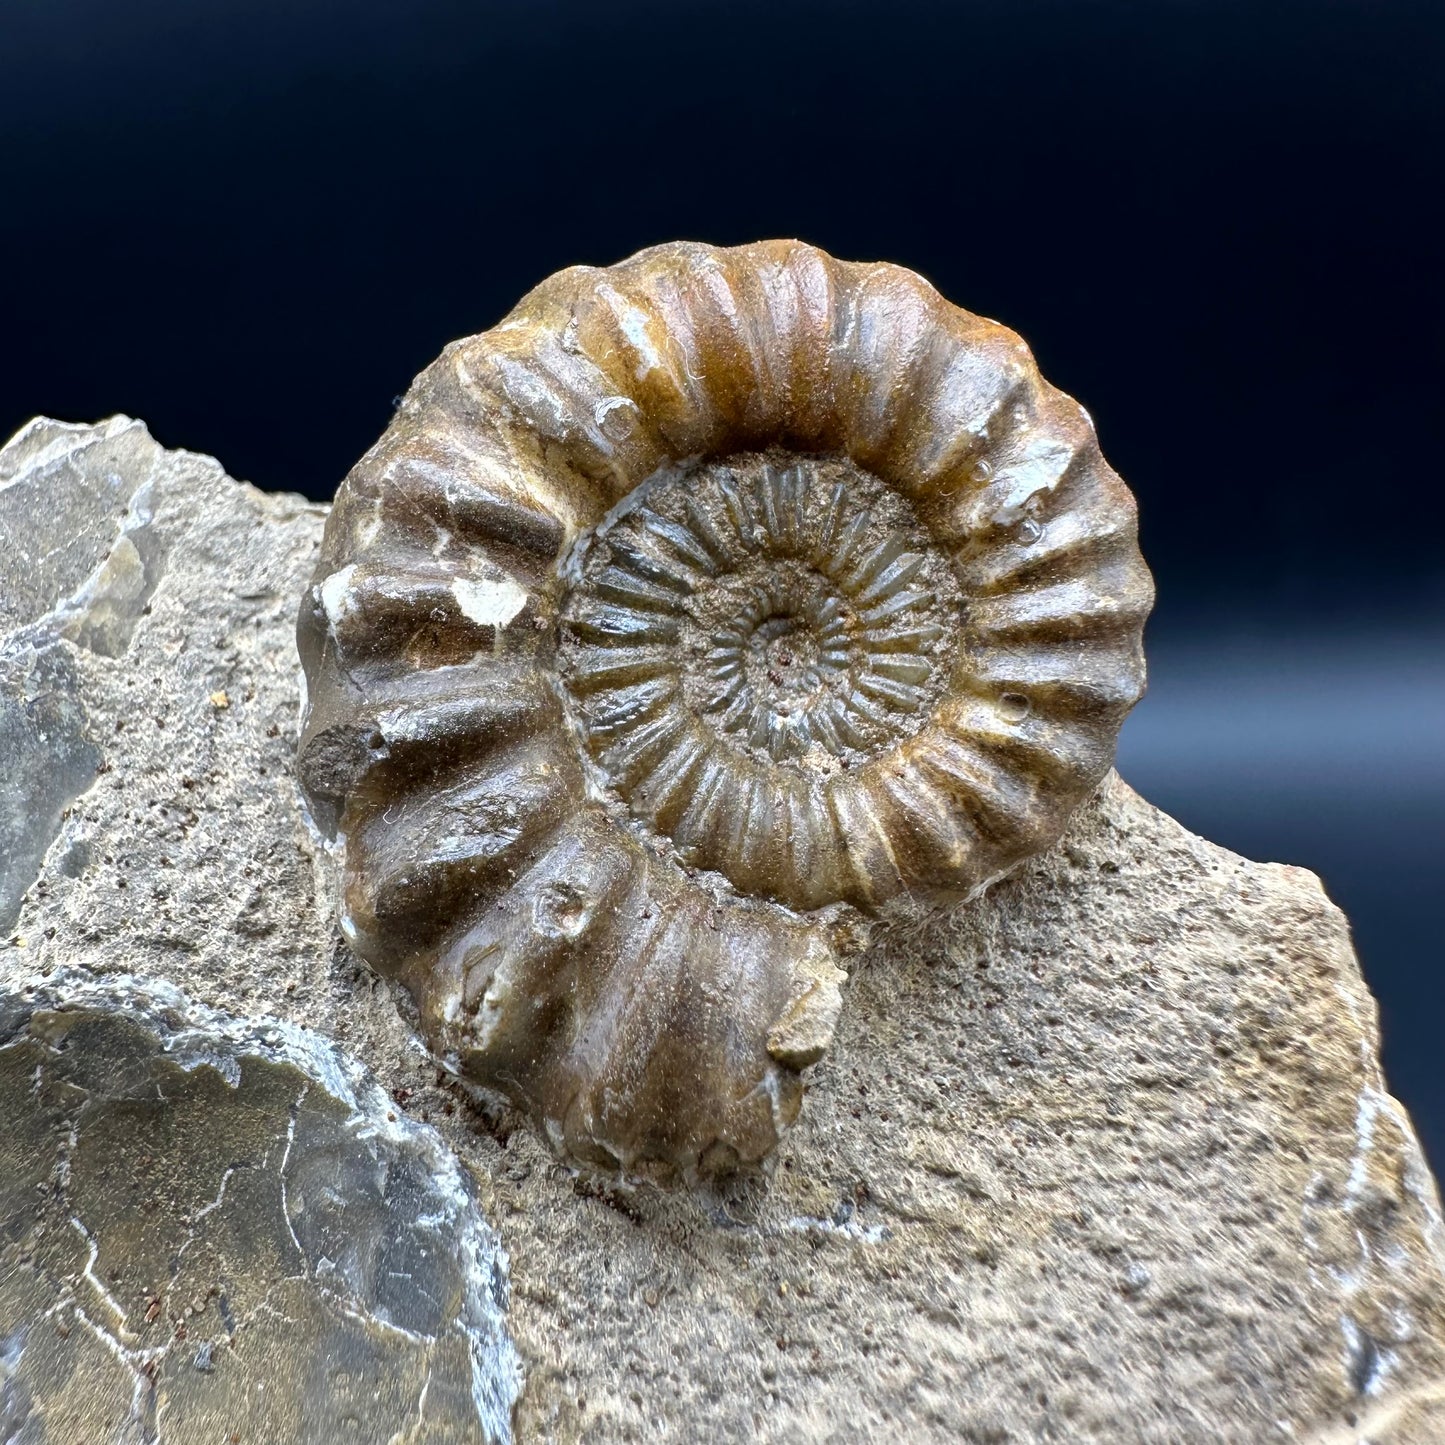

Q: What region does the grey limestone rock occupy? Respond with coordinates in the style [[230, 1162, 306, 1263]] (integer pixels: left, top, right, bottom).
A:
[[0, 972, 520, 1444], [2, 416, 1443, 1444]]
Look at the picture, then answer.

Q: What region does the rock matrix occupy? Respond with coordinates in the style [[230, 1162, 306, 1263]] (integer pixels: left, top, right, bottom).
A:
[[2, 416, 1442, 1443]]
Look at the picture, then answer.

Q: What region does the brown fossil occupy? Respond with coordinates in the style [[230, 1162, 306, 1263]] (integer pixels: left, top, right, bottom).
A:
[[296, 240, 1154, 1182]]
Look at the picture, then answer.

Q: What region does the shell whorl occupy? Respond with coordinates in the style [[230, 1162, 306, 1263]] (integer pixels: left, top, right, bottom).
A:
[[297, 240, 1153, 1182]]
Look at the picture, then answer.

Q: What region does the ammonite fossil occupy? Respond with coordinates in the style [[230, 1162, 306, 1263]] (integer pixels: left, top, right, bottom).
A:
[[297, 240, 1153, 1182]]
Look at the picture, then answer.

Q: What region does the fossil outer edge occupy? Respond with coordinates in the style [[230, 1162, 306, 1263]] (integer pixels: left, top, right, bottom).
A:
[[296, 239, 1154, 1182]]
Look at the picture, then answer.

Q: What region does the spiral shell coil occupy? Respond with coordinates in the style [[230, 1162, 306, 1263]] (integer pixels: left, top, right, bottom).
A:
[[297, 240, 1153, 1181]]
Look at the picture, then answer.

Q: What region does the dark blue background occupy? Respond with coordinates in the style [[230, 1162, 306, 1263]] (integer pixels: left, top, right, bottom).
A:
[[4, 0, 1441, 1165]]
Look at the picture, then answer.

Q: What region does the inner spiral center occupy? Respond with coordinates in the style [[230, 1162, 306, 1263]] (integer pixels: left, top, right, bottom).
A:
[[753, 613, 816, 690], [689, 560, 862, 762], [555, 450, 963, 882]]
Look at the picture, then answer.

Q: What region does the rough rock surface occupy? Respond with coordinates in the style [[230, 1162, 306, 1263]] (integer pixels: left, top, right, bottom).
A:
[[0, 974, 520, 1444], [2, 417, 1443, 1444]]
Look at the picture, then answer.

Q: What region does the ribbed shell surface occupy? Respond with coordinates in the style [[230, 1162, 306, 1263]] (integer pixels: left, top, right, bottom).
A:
[[297, 240, 1153, 1182]]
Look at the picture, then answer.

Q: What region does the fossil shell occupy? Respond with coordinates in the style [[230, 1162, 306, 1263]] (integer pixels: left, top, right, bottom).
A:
[[297, 240, 1153, 1181]]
